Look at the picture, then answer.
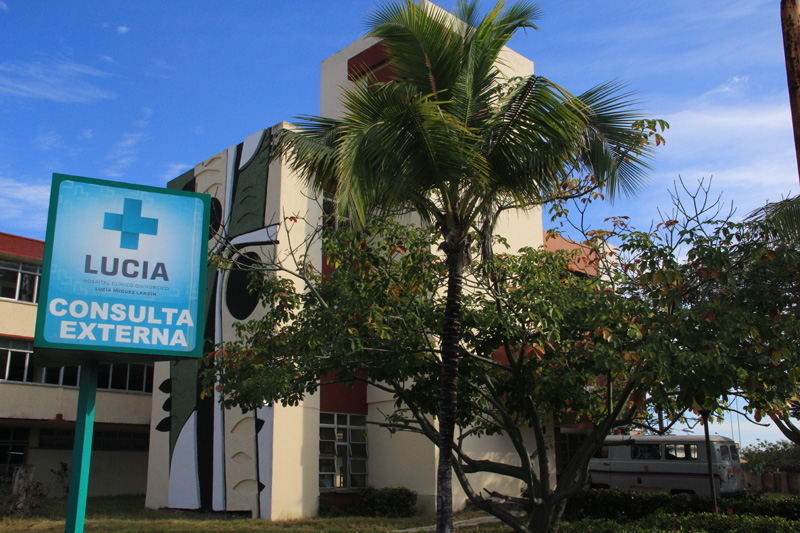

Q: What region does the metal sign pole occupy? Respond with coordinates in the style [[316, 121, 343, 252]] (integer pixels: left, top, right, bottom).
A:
[[65, 360, 99, 533]]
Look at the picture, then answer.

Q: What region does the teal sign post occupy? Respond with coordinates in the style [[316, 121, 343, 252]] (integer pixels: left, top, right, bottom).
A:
[[34, 174, 209, 533]]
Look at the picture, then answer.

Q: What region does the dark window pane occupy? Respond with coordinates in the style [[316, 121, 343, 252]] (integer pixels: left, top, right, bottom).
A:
[[40, 429, 76, 449], [0, 269, 17, 299], [97, 364, 111, 389], [350, 443, 367, 457], [320, 413, 335, 425], [62, 366, 79, 387], [128, 364, 145, 392], [320, 441, 335, 455], [350, 474, 367, 488], [144, 365, 154, 393], [44, 367, 61, 385], [319, 459, 336, 473], [351, 429, 366, 443], [320, 428, 335, 441], [350, 459, 367, 474], [350, 415, 366, 427], [6, 352, 27, 381], [0, 352, 7, 380], [110, 364, 128, 390]]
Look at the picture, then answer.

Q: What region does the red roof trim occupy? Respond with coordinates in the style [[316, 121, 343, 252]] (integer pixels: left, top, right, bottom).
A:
[[347, 42, 395, 82], [0, 232, 44, 261]]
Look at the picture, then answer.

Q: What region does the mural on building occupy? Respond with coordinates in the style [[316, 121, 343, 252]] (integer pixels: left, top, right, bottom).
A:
[[150, 128, 279, 517]]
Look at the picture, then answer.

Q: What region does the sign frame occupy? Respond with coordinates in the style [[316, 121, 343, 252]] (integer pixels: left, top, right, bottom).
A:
[[34, 173, 210, 364]]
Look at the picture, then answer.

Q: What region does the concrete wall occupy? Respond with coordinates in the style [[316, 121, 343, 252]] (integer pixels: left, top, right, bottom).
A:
[[266, 126, 324, 519], [367, 386, 437, 513], [0, 299, 37, 337], [0, 382, 151, 425], [744, 470, 800, 494]]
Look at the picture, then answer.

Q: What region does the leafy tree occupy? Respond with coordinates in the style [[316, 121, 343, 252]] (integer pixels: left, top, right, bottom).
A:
[[203, 197, 800, 533], [273, 2, 658, 530], [741, 440, 800, 473]]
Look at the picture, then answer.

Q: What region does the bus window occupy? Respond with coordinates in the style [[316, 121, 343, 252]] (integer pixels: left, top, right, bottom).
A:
[[719, 446, 730, 461], [593, 446, 609, 459], [730, 445, 739, 460], [631, 444, 661, 460], [665, 444, 698, 460]]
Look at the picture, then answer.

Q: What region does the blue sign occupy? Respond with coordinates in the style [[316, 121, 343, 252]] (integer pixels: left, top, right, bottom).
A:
[[35, 174, 209, 361]]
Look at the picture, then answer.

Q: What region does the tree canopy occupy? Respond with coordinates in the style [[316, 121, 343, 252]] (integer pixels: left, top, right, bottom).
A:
[[203, 192, 800, 532]]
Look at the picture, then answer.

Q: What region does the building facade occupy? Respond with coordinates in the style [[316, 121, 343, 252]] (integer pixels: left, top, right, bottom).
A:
[[0, 232, 152, 497]]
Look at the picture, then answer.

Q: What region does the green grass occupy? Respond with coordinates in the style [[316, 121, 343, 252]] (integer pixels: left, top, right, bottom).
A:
[[1, 495, 469, 532]]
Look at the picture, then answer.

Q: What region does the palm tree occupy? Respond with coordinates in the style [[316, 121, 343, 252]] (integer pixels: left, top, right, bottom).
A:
[[275, 1, 656, 531], [749, 195, 800, 239], [781, 0, 800, 184]]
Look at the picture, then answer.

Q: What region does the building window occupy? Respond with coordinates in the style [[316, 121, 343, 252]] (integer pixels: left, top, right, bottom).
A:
[[0, 427, 29, 474], [0, 338, 35, 382], [96, 363, 154, 393], [319, 412, 367, 490], [0, 259, 40, 303], [0, 339, 153, 392]]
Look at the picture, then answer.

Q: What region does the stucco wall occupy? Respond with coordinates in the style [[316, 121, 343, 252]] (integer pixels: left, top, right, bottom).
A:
[[367, 391, 437, 513], [0, 382, 151, 425], [0, 299, 37, 338]]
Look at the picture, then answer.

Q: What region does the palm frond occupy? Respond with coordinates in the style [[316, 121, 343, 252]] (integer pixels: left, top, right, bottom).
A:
[[749, 195, 800, 240]]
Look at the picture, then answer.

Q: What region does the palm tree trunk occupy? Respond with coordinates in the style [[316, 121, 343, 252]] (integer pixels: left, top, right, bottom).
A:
[[436, 246, 465, 533], [782, 0, 800, 184]]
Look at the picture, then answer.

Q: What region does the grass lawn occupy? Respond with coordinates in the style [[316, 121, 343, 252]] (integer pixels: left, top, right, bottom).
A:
[[1, 495, 496, 532]]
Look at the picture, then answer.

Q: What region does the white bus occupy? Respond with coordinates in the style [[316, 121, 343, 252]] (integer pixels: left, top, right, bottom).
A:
[[588, 435, 745, 497]]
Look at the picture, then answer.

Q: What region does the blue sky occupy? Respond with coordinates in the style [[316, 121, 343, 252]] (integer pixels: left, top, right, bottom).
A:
[[0, 0, 794, 447]]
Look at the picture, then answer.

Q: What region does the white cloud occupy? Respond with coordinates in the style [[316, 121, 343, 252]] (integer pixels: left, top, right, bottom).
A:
[[81, 129, 94, 139], [0, 2, 8, 11], [34, 131, 63, 152], [699, 75, 751, 100], [0, 60, 115, 103], [116, 26, 129, 34], [0, 177, 51, 233], [99, 55, 116, 64], [576, 94, 797, 237], [161, 163, 191, 181], [656, 100, 796, 205], [104, 132, 143, 178]]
